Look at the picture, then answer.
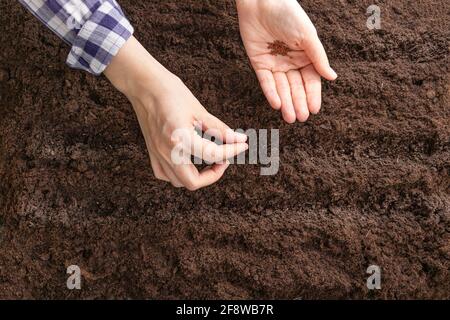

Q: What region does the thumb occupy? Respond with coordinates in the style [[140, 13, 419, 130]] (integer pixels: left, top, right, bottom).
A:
[[197, 112, 248, 144], [303, 35, 337, 81]]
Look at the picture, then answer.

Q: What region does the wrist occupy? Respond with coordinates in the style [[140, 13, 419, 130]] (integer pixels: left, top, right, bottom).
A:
[[104, 36, 176, 103]]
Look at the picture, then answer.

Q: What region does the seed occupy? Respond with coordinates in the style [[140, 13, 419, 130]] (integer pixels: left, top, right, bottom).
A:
[[267, 40, 291, 56]]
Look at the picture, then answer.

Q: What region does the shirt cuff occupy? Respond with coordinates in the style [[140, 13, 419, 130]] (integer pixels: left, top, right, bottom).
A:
[[66, 1, 134, 75]]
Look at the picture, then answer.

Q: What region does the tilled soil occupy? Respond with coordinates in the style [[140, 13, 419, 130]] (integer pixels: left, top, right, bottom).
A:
[[0, 0, 449, 299]]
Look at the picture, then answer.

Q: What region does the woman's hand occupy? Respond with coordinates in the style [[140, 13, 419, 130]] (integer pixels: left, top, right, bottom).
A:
[[105, 37, 248, 190], [237, 0, 337, 123]]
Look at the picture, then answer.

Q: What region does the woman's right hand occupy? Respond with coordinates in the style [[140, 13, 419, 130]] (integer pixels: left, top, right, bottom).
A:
[[105, 37, 248, 190]]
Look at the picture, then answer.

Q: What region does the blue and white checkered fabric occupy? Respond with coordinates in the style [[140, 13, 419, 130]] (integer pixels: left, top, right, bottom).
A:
[[19, 0, 134, 75]]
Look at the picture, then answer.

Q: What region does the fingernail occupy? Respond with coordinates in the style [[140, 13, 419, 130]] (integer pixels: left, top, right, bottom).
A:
[[330, 68, 338, 79], [234, 131, 248, 142]]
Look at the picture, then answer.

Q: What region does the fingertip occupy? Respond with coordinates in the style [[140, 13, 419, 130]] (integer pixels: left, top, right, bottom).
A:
[[271, 95, 282, 110], [313, 66, 330, 81], [283, 113, 297, 124], [223, 128, 247, 143], [330, 68, 338, 80], [320, 68, 337, 81], [308, 96, 322, 115], [319, 67, 337, 81], [233, 131, 248, 143], [240, 142, 249, 152], [236, 142, 249, 157], [281, 102, 297, 124], [297, 110, 310, 122], [265, 91, 281, 110]]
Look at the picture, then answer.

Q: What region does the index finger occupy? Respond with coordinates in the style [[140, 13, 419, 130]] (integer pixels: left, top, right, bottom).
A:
[[188, 132, 248, 163]]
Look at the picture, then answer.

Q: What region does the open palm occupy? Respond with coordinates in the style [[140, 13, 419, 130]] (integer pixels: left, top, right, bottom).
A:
[[237, 0, 337, 123]]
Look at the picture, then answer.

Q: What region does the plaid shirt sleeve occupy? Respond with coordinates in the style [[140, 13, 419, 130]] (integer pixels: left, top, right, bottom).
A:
[[19, 0, 134, 75]]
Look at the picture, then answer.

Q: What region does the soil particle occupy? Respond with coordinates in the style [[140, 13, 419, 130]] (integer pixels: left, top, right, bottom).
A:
[[66, 99, 80, 112], [0, 68, 9, 82], [426, 89, 436, 99]]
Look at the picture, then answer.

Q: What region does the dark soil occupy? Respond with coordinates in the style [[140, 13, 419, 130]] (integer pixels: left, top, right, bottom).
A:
[[0, 0, 449, 299]]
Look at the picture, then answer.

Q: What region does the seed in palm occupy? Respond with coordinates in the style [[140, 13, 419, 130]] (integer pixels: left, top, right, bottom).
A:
[[267, 40, 291, 56]]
